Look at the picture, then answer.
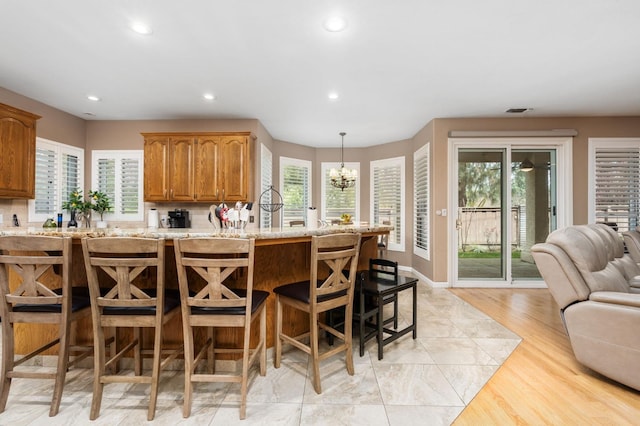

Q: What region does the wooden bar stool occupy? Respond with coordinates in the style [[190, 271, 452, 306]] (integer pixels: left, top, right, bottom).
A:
[[174, 237, 267, 420], [0, 235, 93, 416], [273, 233, 361, 394], [81, 237, 182, 421]]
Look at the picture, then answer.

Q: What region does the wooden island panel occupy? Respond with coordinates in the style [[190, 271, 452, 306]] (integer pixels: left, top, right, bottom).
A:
[[8, 228, 384, 358]]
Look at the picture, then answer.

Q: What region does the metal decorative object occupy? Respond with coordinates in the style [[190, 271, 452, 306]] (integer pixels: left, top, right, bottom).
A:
[[259, 185, 284, 212]]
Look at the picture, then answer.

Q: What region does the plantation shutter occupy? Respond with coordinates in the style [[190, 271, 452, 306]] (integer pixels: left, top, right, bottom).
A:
[[30, 139, 84, 221], [371, 157, 405, 250], [280, 158, 310, 226], [96, 158, 116, 209], [260, 144, 273, 228], [34, 146, 57, 215], [120, 157, 140, 215], [414, 144, 430, 259], [594, 147, 640, 232], [92, 150, 143, 221], [322, 162, 358, 222]]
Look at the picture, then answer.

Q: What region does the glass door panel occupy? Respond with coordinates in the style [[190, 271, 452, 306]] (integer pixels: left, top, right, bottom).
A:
[[457, 149, 505, 280], [511, 150, 556, 280]]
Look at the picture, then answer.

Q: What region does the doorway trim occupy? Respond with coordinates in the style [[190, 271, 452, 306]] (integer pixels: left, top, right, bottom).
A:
[[447, 137, 573, 288]]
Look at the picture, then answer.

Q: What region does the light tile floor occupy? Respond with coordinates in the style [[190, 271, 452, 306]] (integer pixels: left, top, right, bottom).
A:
[[0, 282, 521, 426]]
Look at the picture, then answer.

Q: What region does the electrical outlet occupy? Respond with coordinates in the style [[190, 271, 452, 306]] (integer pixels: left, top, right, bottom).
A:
[[249, 215, 254, 223]]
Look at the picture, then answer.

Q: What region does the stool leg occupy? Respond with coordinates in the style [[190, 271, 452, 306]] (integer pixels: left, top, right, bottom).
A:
[[377, 295, 384, 361], [0, 323, 15, 413], [147, 324, 163, 421], [50, 322, 71, 416], [90, 326, 106, 420], [274, 295, 282, 368], [310, 311, 322, 393]]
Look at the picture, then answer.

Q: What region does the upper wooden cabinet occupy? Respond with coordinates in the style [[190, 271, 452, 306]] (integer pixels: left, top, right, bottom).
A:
[[0, 103, 40, 199], [142, 132, 251, 202]]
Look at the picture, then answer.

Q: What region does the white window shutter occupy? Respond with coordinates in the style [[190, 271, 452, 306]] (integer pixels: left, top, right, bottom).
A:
[[280, 157, 311, 226], [321, 162, 359, 222], [594, 147, 640, 232], [260, 144, 273, 228], [29, 138, 84, 223], [370, 156, 405, 251], [92, 150, 143, 221], [414, 144, 430, 259]]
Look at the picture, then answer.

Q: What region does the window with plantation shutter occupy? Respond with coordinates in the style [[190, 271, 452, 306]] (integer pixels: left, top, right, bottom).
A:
[[414, 144, 430, 259], [92, 150, 143, 221], [589, 139, 640, 232], [28, 138, 84, 223], [370, 156, 405, 251], [260, 144, 273, 228], [321, 162, 359, 223], [280, 157, 311, 227]]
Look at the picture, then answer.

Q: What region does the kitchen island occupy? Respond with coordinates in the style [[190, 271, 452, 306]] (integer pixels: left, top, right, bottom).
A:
[[2, 224, 391, 356]]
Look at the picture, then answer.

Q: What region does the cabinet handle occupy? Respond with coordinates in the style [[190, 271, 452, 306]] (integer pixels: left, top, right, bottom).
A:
[[163, 189, 167, 197], [170, 189, 174, 198], [216, 188, 219, 198], [222, 188, 225, 200]]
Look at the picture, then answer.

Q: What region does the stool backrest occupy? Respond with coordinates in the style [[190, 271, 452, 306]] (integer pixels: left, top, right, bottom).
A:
[[0, 235, 72, 311], [310, 233, 361, 302], [174, 237, 255, 314], [369, 258, 398, 284], [81, 237, 165, 311]]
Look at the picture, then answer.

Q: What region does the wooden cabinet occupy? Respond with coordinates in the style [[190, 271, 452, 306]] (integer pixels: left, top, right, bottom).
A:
[[0, 103, 40, 199], [143, 132, 250, 202]]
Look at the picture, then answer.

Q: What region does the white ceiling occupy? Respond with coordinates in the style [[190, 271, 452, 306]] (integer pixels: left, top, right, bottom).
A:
[[1, 1, 639, 148]]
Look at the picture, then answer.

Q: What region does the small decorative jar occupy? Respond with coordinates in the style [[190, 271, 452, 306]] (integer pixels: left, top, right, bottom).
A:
[[43, 216, 57, 229]]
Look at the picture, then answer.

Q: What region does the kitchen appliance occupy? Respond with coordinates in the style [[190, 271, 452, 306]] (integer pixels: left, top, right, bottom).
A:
[[168, 209, 190, 228]]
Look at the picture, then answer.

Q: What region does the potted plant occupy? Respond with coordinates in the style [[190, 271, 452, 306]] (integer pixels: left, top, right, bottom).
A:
[[89, 190, 112, 228], [61, 189, 85, 228]]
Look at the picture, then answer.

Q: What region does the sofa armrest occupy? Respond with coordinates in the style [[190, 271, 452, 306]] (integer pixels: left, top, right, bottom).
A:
[[629, 276, 640, 288], [590, 291, 640, 308]]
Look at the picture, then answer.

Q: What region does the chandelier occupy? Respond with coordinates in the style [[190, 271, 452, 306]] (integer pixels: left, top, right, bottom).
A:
[[330, 132, 357, 191]]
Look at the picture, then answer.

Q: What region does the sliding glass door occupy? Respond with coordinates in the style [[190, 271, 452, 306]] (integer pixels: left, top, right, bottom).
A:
[[453, 140, 564, 287]]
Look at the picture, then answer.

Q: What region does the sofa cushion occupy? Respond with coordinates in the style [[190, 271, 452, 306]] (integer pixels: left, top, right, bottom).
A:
[[546, 226, 629, 293]]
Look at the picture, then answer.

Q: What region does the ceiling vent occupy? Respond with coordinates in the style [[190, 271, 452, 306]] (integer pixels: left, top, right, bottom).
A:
[[505, 108, 530, 113]]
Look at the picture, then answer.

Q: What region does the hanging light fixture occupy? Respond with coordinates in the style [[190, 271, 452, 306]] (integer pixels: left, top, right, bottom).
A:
[[520, 159, 535, 172], [330, 132, 357, 191]]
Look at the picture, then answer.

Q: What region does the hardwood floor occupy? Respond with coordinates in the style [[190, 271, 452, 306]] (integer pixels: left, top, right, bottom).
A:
[[449, 288, 640, 425]]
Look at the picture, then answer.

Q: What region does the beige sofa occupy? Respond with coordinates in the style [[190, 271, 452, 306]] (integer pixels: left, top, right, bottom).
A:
[[531, 224, 640, 391]]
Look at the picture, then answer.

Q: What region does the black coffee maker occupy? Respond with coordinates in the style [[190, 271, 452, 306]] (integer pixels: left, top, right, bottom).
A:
[[168, 209, 190, 228]]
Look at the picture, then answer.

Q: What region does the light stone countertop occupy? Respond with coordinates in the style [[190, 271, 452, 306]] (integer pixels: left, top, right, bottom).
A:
[[0, 223, 392, 241]]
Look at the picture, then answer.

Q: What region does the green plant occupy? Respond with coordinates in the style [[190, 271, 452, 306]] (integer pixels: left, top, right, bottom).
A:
[[61, 189, 90, 212], [88, 190, 112, 221]]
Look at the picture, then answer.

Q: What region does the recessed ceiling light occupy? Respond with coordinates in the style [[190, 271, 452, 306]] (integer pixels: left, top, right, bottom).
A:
[[323, 16, 347, 32], [131, 22, 152, 35], [203, 93, 216, 101], [87, 95, 100, 102], [328, 92, 339, 101]]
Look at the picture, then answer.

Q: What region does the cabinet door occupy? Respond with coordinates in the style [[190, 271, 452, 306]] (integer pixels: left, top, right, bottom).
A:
[[219, 135, 249, 201], [169, 137, 195, 201], [143, 137, 169, 201], [0, 107, 37, 198], [194, 136, 220, 201]]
